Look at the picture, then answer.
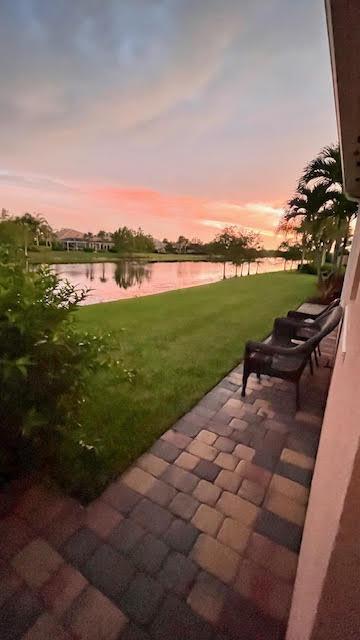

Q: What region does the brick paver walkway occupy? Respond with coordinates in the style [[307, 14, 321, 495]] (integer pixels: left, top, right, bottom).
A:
[[0, 332, 337, 640]]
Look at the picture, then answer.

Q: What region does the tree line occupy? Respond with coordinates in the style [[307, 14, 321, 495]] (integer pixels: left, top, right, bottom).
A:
[[0, 210, 268, 265]]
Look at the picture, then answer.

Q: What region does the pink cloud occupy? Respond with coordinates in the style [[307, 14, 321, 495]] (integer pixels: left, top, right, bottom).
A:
[[2, 172, 284, 247]]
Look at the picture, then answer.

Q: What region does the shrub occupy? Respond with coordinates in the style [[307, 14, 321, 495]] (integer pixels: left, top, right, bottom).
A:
[[52, 241, 65, 251], [298, 262, 335, 275], [309, 272, 344, 304], [0, 248, 129, 490]]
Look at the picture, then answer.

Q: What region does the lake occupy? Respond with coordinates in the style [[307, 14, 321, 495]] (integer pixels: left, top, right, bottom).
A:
[[51, 258, 293, 305]]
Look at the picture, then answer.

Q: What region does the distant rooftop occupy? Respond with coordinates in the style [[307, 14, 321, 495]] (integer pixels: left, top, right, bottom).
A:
[[56, 228, 84, 240]]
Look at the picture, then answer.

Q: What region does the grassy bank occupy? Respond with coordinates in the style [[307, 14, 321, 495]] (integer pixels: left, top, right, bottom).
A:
[[65, 271, 316, 498], [29, 250, 210, 264]]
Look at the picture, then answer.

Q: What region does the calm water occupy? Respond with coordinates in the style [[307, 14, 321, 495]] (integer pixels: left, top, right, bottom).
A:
[[52, 258, 293, 305]]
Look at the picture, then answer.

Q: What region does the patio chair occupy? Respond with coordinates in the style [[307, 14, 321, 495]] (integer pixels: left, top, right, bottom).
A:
[[241, 306, 343, 409], [286, 297, 340, 323], [284, 300, 341, 363]]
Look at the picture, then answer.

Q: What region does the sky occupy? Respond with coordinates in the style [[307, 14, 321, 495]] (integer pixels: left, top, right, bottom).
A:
[[0, 0, 337, 247]]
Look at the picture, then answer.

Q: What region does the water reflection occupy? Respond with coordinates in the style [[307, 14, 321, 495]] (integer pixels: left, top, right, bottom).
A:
[[100, 263, 108, 283], [114, 262, 151, 289], [85, 264, 95, 281], [51, 258, 295, 305]]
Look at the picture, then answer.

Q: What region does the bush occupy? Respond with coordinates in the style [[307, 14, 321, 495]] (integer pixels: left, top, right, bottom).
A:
[[298, 263, 316, 274], [52, 242, 65, 251], [83, 246, 95, 253], [298, 262, 335, 275], [0, 248, 129, 490], [309, 272, 344, 304]]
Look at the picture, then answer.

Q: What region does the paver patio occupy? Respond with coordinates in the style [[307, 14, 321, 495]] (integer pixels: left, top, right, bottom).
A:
[[0, 329, 337, 640]]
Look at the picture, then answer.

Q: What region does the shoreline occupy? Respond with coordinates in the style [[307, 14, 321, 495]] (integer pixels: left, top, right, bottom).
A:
[[28, 251, 212, 265]]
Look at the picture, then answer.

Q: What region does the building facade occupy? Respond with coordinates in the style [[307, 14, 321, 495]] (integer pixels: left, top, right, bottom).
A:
[[286, 2, 360, 638]]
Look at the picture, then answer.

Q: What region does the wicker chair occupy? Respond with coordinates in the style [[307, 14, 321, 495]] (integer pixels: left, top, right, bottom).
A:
[[241, 306, 343, 409], [285, 299, 341, 364], [286, 297, 340, 323]]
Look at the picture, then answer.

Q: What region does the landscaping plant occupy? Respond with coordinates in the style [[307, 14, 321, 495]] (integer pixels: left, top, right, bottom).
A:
[[0, 247, 129, 491]]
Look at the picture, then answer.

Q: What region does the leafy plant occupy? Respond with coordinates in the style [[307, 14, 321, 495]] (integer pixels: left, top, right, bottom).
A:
[[0, 247, 131, 487]]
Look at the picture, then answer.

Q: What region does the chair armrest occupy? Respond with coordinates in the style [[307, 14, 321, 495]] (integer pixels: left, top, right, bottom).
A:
[[287, 310, 316, 321], [245, 339, 299, 357]]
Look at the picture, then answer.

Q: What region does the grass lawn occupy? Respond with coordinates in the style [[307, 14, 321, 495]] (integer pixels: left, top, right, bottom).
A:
[[29, 250, 210, 264], [67, 271, 315, 499]]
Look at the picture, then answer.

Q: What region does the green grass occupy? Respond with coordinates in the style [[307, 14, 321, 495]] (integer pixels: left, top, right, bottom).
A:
[[66, 271, 315, 498], [29, 250, 210, 264]]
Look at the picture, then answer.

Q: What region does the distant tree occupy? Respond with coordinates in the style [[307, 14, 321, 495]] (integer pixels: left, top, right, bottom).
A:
[[188, 237, 204, 254], [13, 213, 45, 256], [277, 240, 302, 270], [242, 232, 263, 275], [112, 226, 155, 254], [162, 238, 175, 253], [133, 227, 155, 253], [210, 226, 263, 279], [228, 232, 249, 276], [112, 226, 134, 253], [210, 227, 235, 278], [176, 235, 190, 253]]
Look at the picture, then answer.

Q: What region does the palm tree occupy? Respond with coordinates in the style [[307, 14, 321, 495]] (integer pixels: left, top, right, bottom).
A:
[[302, 144, 343, 190], [302, 144, 357, 269], [284, 183, 337, 278]]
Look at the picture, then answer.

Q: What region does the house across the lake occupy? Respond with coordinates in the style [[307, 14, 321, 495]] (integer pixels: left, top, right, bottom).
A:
[[56, 229, 114, 251]]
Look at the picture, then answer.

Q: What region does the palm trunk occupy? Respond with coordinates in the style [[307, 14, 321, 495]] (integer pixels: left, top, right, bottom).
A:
[[247, 261, 251, 275], [333, 237, 341, 271], [235, 264, 238, 277], [339, 234, 348, 269], [223, 261, 226, 279], [316, 250, 322, 283]]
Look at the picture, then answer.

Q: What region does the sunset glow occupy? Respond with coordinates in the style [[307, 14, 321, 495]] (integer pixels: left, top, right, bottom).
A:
[[0, 1, 337, 247]]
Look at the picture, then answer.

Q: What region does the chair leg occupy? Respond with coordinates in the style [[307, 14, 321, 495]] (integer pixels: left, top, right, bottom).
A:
[[309, 355, 314, 375], [257, 372, 261, 382], [317, 343, 321, 357], [242, 368, 249, 397], [314, 349, 319, 367], [296, 380, 300, 410]]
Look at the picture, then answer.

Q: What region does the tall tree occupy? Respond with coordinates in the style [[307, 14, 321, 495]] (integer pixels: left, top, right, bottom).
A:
[[284, 183, 337, 278], [302, 144, 357, 270], [280, 143, 358, 281]]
